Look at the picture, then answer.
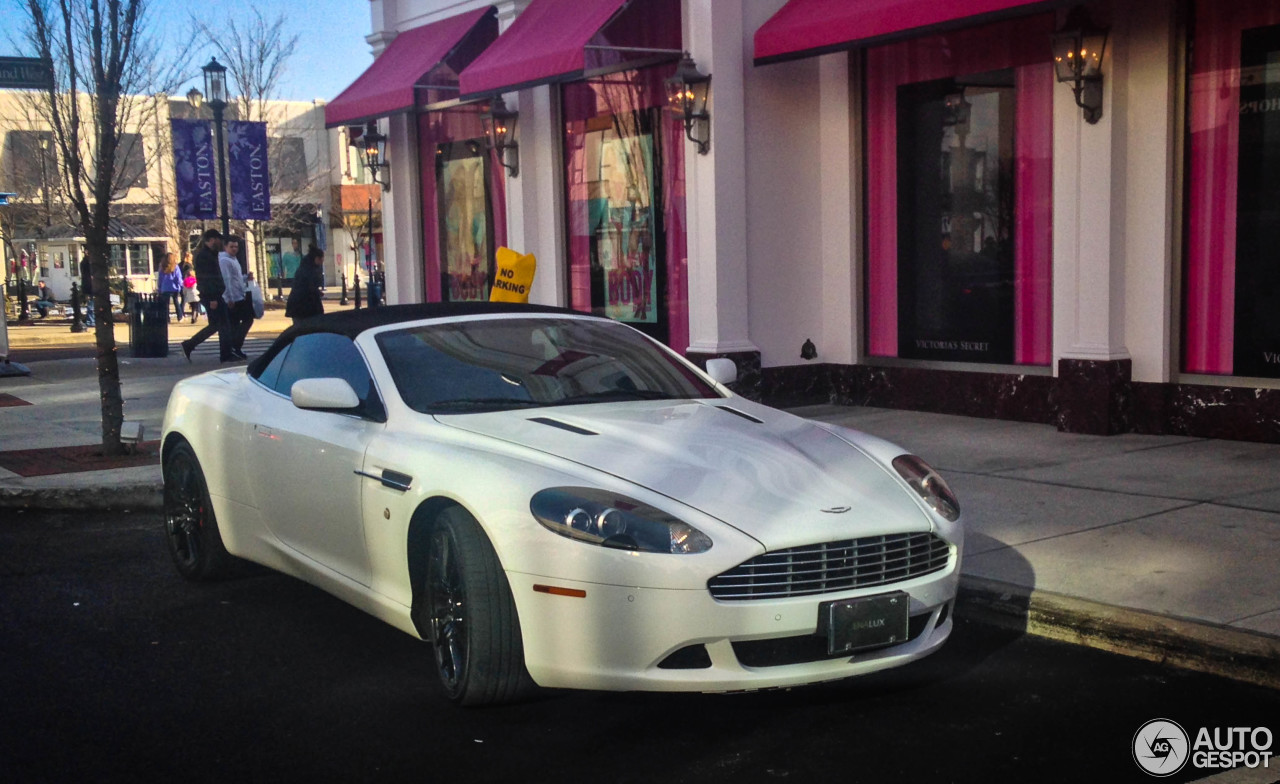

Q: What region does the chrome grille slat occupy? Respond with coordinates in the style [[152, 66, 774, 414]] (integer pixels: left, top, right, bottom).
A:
[[707, 533, 951, 600]]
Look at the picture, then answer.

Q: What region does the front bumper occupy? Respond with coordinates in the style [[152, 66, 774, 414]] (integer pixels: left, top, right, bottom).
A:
[[507, 563, 958, 692]]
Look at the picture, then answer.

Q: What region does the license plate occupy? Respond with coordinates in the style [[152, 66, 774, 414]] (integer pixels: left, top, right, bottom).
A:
[[824, 591, 910, 655]]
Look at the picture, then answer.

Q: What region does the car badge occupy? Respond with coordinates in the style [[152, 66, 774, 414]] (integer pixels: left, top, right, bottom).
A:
[[821, 505, 851, 514]]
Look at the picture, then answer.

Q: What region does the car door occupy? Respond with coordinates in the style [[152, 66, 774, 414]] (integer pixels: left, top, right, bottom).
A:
[[245, 333, 385, 586]]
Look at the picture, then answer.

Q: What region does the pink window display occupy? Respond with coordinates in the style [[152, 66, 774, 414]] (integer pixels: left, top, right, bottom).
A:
[[1184, 0, 1280, 377], [865, 14, 1054, 366]]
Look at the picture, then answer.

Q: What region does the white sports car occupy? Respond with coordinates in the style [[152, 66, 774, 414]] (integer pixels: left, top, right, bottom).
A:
[[161, 303, 963, 705]]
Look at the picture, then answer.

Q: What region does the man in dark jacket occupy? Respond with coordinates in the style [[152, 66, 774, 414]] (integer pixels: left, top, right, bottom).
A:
[[180, 229, 232, 362]]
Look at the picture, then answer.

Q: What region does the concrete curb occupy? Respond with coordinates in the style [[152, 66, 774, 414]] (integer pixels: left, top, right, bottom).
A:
[[0, 482, 162, 511], [957, 575, 1280, 690]]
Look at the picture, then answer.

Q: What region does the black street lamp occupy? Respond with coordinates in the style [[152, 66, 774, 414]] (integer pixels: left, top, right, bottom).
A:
[[188, 57, 231, 237]]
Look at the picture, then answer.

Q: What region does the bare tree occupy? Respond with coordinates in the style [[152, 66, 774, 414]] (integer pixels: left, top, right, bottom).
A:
[[19, 0, 181, 455]]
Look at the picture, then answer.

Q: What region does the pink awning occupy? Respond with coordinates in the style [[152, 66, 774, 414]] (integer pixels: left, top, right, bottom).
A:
[[754, 0, 1061, 65], [459, 0, 630, 97], [324, 6, 496, 128]]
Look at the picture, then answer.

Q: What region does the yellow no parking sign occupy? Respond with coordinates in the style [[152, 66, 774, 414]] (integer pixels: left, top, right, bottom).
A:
[[489, 247, 536, 303]]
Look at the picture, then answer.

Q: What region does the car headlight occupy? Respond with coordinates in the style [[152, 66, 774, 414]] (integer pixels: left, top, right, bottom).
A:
[[530, 487, 712, 554], [892, 455, 960, 521]]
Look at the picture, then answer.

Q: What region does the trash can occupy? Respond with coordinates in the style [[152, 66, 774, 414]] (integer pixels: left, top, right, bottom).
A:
[[367, 280, 382, 310], [129, 292, 169, 358]]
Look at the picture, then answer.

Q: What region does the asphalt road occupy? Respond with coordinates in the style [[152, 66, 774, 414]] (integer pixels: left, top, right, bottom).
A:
[[1, 510, 1276, 784]]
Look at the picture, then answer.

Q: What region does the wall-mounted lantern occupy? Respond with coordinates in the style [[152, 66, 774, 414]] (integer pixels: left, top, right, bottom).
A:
[[360, 121, 390, 191], [1051, 7, 1108, 124], [665, 54, 711, 155], [482, 96, 519, 178]]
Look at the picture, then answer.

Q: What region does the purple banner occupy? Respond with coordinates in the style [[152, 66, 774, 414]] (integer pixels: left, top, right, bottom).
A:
[[227, 121, 271, 221], [170, 119, 218, 220]]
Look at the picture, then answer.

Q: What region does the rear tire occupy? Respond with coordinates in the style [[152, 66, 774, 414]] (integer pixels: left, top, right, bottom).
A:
[[425, 506, 535, 706], [163, 441, 231, 581]]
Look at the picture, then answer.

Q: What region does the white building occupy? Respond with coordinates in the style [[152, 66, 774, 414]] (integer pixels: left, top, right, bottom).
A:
[[330, 0, 1280, 442]]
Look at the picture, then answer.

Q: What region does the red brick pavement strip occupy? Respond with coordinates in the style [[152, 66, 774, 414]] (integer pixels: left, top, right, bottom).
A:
[[0, 440, 160, 477], [0, 393, 31, 407]]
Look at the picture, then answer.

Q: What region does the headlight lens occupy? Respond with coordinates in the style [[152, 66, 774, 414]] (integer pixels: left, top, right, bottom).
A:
[[530, 487, 712, 554], [892, 455, 960, 521]]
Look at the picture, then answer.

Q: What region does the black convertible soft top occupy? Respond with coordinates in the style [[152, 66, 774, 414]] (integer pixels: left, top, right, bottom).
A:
[[246, 301, 586, 377]]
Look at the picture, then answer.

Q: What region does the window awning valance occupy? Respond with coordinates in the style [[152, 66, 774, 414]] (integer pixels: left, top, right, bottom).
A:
[[458, 0, 681, 98], [324, 6, 497, 128], [754, 0, 1062, 65]]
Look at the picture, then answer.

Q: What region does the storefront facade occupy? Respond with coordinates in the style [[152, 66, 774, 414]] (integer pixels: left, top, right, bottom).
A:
[[351, 0, 1280, 442]]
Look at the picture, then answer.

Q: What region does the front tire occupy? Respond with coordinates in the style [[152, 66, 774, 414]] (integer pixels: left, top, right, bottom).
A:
[[426, 506, 534, 706], [163, 441, 231, 581]]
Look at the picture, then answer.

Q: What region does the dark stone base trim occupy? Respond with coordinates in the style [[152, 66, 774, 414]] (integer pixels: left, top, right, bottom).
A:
[[1052, 358, 1132, 435], [753, 361, 1280, 444], [1132, 381, 1280, 443]]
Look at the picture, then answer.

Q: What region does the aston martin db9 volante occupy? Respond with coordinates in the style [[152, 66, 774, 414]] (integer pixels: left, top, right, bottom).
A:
[[162, 303, 963, 705]]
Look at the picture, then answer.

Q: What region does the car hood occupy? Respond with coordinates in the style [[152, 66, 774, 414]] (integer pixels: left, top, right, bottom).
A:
[[437, 400, 932, 550]]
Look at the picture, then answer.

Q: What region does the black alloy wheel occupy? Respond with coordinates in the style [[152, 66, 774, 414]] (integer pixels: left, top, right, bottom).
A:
[[425, 507, 535, 706], [163, 441, 230, 581], [428, 523, 467, 697]]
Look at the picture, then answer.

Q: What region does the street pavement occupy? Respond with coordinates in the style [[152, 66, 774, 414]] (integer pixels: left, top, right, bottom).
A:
[[2, 304, 1277, 691]]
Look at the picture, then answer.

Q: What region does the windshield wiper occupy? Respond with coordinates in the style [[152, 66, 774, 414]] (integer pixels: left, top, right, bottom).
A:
[[551, 390, 682, 406], [428, 398, 544, 412]]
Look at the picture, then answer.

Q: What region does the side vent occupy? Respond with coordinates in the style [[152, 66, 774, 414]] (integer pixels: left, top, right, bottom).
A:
[[528, 417, 598, 435], [716, 406, 763, 424]]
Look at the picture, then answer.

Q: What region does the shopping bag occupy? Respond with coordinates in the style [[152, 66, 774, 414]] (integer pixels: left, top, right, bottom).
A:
[[248, 280, 265, 318]]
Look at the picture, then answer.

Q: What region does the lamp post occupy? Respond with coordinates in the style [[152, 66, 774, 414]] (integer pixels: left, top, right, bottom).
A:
[[481, 96, 520, 177], [187, 58, 231, 236]]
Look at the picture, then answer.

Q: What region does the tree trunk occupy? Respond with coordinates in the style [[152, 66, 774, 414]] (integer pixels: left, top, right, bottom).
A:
[[85, 227, 125, 456]]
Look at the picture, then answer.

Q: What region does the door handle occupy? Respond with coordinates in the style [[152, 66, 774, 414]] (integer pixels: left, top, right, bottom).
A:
[[253, 424, 278, 440], [354, 468, 413, 492]]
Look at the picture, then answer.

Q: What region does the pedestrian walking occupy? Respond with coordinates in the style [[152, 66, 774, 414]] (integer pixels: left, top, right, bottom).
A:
[[157, 253, 184, 321], [181, 263, 198, 324], [180, 229, 232, 362], [219, 236, 250, 360], [284, 245, 325, 325]]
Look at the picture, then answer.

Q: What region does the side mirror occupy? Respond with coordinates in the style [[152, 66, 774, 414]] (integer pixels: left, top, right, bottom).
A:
[[705, 358, 737, 386], [291, 377, 360, 411]]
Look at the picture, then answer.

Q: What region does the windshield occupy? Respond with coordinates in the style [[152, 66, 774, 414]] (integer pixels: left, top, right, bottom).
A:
[[377, 317, 721, 414]]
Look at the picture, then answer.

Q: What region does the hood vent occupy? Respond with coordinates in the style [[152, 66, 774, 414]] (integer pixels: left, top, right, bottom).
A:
[[716, 406, 763, 424], [528, 417, 597, 436]]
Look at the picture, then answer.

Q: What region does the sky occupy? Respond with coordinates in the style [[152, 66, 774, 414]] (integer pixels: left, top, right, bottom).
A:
[[154, 0, 374, 102], [3, 0, 373, 103]]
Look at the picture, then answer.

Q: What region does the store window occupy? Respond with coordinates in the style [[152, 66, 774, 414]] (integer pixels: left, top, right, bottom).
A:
[[126, 243, 151, 277], [562, 64, 688, 351], [418, 106, 505, 302], [108, 244, 125, 274], [865, 15, 1054, 366], [1184, 0, 1280, 378]]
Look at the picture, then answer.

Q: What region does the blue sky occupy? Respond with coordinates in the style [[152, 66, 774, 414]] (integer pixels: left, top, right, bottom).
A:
[[154, 0, 373, 102]]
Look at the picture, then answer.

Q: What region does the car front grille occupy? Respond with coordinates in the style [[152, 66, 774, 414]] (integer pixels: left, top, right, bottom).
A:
[[708, 532, 952, 601]]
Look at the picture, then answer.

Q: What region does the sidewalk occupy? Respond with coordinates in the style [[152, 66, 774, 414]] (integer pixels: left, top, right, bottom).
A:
[[1, 326, 1277, 688]]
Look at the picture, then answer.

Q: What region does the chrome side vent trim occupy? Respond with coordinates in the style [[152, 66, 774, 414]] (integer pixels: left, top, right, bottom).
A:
[[528, 417, 597, 436], [716, 406, 763, 424]]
